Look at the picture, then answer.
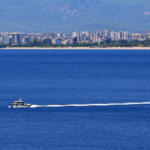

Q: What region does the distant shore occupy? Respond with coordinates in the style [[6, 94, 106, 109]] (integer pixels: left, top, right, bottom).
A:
[[1, 47, 150, 50]]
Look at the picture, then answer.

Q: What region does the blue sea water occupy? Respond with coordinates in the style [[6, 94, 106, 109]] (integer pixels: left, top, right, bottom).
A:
[[0, 50, 150, 150]]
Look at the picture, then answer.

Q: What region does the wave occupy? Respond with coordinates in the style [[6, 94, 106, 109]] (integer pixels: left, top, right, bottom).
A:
[[30, 102, 150, 108]]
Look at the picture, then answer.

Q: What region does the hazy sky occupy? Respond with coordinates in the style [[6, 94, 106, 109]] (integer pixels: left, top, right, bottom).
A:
[[0, 0, 149, 33]]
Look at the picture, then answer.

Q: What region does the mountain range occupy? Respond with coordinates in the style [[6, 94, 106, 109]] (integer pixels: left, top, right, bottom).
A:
[[0, 0, 150, 33]]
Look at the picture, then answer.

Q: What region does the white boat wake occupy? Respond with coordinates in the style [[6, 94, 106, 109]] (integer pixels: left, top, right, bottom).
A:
[[30, 102, 150, 108]]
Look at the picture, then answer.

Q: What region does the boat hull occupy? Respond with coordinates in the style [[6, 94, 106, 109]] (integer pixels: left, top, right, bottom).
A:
[[9, 99, 31, 108], [8, 105, 31, 108]]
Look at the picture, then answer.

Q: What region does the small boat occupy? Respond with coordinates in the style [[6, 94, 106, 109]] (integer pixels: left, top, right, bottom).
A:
[[8, 98, 31, 108]]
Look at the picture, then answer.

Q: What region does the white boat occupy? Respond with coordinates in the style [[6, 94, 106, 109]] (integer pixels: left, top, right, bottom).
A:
[[9, 98, 31, 108]]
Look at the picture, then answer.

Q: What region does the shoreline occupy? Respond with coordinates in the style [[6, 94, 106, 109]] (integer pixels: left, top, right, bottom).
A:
[[1, 47, 150, 50]]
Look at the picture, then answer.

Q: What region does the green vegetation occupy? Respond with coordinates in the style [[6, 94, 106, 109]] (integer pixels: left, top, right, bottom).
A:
[[7, 40, 99, 48], [1, 39, 150, 48], [100, 39, 150, 47], [0, 44, 7, 48]]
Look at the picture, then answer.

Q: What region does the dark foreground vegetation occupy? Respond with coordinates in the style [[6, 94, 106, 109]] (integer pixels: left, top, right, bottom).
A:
[[1, 39, 150, 48]]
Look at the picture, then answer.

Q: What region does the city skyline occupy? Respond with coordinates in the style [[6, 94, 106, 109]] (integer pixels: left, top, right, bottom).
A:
[[0, 28, 149, 46]]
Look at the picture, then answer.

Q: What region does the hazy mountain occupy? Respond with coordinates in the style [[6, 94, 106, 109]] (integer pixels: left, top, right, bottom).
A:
[[0, 0, 150, 33]]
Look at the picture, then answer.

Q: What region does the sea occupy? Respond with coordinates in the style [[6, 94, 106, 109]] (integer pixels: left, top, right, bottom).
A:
[[0, 49, 150, 150]]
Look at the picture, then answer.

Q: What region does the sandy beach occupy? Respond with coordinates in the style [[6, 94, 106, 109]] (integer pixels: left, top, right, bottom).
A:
[[1, 47, 150, 50]]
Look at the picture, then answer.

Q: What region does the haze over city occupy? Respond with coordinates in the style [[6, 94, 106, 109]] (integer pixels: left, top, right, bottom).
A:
[[0, 0, 150, 33]]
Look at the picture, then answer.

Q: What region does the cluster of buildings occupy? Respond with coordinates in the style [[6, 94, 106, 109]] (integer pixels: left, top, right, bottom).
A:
[[0, 28, 150, 45]]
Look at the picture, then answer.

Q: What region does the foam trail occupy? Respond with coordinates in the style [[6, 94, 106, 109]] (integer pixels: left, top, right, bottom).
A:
[[30, 102, 150, 108]]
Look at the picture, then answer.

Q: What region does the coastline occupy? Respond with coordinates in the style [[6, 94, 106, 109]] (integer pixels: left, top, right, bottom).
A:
[[1, 47, 150, 50]]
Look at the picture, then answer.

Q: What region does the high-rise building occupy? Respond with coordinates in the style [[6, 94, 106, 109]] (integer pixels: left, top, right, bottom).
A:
[[72, 32, 79, 37], [89, 32, 93, 38], [72, 37, 77, 44], [123, 31, 132, 41], [57, 32, 61, 37], [52, 38, 61, 44], [72, 32, 81, 42], [29, 36, 37, 43], [3, 36, 8, 44], [111, 31, 116, 39], [117, 32, 123, 40], [85, 31, 90, 37], [12, 33, 22, 45], [37, 35, 41, 42], [8, 36, 12, 45], [104, 28, 110, 38], [94, 34, 101, 43], [42, 38, 52, 44], [62, 40, 69, 45], [0, 37, 3, 44], [77, 35, 80, 43], [22, 36, 30, 45], [79, 32, 82, 38], [63, 32, 66, 37], [3, 36, 12, 45], [92, 32, 96, 38], [98, 31, 104, 37]]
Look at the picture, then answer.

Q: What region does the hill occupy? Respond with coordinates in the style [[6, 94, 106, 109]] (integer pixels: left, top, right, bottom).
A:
[[0, 0, 150, 33]]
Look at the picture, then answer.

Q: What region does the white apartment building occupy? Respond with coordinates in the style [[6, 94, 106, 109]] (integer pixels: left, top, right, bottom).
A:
[[117, 32, 123, 40], [111, 31, 116, 39], [22, 36, 30, 45], [52, 38, 61, 44], [123, 31, 132, 41], [57, 32, 61, 37], [104, 28, 110, 38]]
